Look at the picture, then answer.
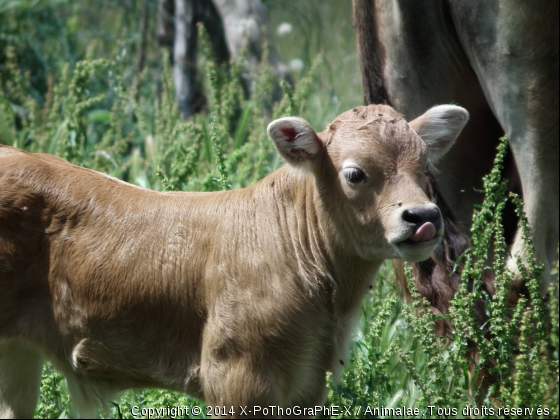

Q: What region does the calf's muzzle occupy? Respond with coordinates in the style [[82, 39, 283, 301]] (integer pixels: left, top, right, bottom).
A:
[[402, 207, 442, 242]]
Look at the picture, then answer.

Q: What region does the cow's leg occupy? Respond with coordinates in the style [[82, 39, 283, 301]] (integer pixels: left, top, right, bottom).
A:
[[289, 392, 328, 419], [201, 357, 279, 419], [449, 0, 559, 292], [0, 339, 44, 419], [368, 0, 505, 232]]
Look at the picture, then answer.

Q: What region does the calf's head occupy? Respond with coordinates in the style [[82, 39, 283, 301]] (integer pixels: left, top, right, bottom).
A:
[[267, 104, 469, 262]]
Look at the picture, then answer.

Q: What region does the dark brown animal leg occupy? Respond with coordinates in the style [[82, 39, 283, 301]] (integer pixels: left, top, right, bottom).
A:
[[449, 0, 559, 292]]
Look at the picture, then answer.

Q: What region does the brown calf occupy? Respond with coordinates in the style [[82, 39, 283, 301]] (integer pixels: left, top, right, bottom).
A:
[[0, 104, 468, 418]]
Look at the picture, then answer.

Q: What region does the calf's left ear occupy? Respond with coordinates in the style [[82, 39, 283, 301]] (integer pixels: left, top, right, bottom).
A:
[[267, 117, 323, 167], [409, 105, 469, 163]]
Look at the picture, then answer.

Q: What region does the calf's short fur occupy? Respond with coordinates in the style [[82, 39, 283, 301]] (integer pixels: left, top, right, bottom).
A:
[[0, 104, 468, 418]]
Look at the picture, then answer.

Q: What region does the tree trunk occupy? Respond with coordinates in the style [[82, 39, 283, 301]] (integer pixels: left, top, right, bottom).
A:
[[158, 0, 175, 52], [161, 0, 288, 118], [173, 0, 200, 117], [134, 0, 149, 102], [170, 0, 230, 118], [213, 0, 290, 89]]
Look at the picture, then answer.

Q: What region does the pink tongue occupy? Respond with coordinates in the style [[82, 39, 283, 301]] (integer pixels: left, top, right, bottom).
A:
[[411, 222, 437, 242]]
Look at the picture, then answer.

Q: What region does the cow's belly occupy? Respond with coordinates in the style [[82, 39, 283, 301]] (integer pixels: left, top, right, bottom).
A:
[[49, 330, 205, 402], [42, 270, 207, 402]]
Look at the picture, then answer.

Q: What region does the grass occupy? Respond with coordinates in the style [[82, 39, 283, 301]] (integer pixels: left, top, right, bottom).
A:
[[0, 1, 558, 418]]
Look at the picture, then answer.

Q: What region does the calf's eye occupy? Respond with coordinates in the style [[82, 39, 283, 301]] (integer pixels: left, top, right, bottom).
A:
[[344, 168, 367, 184]]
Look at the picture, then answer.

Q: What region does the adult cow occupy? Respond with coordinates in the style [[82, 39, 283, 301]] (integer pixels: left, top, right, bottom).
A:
[[353, 0, 559, 305], [0, 104, 468, 418]]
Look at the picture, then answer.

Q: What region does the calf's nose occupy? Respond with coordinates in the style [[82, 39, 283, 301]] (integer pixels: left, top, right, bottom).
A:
[[402, 207, 442, 243], [402, 207, 442, 229]]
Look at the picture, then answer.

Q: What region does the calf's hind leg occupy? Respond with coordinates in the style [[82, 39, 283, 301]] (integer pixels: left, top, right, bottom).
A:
[[0, 340, 44, 419]]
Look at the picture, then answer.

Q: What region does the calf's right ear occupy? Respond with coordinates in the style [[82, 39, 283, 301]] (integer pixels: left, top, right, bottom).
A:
[[267, 117, 323, 167]]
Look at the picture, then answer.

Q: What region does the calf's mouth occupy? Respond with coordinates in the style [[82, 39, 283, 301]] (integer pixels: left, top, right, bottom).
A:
[[405, 222, 438, 244]]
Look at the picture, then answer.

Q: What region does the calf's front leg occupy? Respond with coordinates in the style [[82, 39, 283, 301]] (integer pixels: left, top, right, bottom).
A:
[[0, 339, 44, 419], [202, 356, 281, 419]]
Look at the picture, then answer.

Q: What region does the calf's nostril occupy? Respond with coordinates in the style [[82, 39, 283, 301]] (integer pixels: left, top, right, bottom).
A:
[[402, 208, 441, 227], [431, 211, 443, 229], [425, 208, 441, 224], [402, 209, 421, 224]]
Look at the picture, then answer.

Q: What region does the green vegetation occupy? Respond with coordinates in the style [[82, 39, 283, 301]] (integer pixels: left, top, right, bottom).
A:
[[0, 1, 558, 418]]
